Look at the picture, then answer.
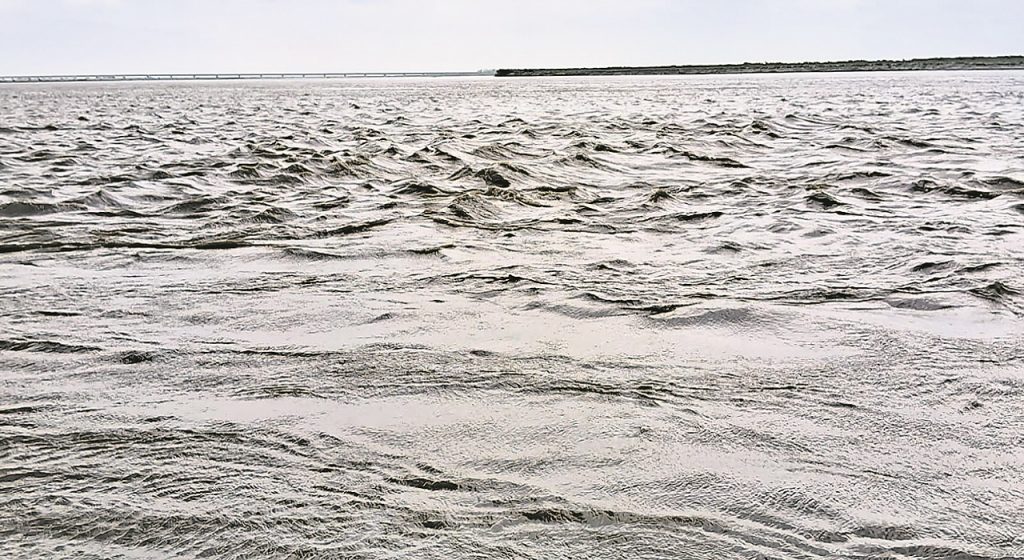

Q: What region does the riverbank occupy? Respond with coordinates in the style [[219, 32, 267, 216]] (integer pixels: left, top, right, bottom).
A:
[[495, 55, 1024, 77]]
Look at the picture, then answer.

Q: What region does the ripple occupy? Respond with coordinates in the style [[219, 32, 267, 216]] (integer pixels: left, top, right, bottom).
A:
[[1, 73, 1023, 560]]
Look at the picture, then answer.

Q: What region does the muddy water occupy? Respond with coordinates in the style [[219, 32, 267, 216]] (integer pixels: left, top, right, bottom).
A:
[[1, 72, 1023, 559]]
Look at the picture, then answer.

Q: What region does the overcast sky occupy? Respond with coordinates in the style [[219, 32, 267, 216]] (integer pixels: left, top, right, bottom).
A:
[[1, 0, 1022, 74]]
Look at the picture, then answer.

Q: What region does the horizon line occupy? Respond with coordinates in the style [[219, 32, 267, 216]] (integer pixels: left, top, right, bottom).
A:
[[0, 70, 496, 84], [4, 53, 1023, 76], [3, 55, 1023, 84]]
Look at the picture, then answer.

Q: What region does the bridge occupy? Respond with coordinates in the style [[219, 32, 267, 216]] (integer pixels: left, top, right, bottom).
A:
[[0, 71, 495, 84]]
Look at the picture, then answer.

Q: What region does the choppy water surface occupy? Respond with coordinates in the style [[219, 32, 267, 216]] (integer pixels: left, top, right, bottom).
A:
[[2, 72, 1023, 559]]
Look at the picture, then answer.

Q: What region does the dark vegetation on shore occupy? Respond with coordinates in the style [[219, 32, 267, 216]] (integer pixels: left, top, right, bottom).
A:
[[495, 55, 1024, 77]]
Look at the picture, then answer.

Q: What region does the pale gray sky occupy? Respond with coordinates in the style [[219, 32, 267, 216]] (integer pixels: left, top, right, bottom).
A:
[[1, 0, 1022, 74]]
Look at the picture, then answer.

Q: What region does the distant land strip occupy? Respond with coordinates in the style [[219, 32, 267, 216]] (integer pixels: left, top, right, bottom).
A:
[[0, 71, 494, 84], [495, 56, 1024, 77], [4, 57, 1023, 84]]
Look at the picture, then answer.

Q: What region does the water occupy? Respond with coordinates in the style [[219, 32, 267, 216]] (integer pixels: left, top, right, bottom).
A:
[[1, 72, 1023, 559]]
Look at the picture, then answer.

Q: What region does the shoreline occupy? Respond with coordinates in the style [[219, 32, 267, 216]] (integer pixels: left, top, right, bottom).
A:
[[495, 56, 1024, 77], [3, 56, 1023, 85]]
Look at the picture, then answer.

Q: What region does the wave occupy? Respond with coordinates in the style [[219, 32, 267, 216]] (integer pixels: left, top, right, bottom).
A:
[[2, 72, 1023, 560]]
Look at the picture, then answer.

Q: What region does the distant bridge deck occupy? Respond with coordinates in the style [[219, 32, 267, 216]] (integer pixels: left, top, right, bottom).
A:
[[0, 71, 494, 84]]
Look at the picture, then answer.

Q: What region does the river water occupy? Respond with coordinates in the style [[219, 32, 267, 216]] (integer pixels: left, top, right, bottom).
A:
[[2, 72, 1023, 559]]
